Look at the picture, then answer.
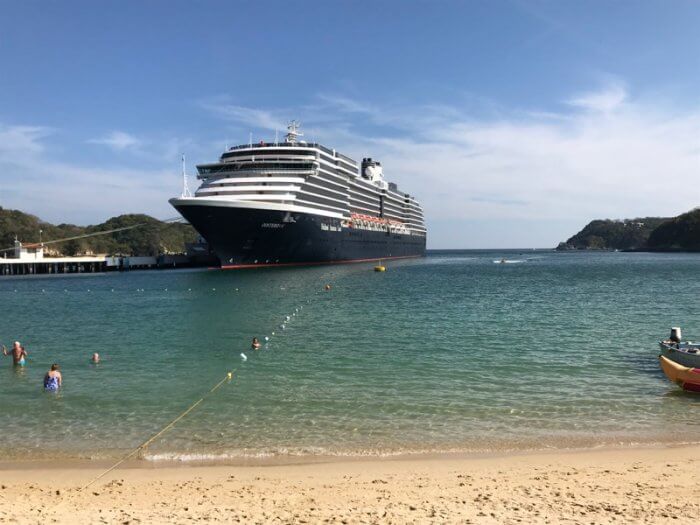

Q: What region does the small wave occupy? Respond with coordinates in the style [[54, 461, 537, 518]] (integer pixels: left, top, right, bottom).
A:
[[424, 257, 477, 265], [141, 437, 700, 464], [493, 259, 525, 264], [143, 446, 482, 463]]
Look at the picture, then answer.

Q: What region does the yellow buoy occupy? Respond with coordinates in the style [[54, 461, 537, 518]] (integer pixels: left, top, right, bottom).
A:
[[374, 265, 386, 272]]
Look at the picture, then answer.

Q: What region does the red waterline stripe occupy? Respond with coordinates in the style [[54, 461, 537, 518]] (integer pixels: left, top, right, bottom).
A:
[[216, 254, 422, 270]]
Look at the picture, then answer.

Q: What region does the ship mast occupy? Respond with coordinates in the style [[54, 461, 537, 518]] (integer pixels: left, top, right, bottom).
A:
[[181, 154, 192, 198], [285, 120, 303, 144]]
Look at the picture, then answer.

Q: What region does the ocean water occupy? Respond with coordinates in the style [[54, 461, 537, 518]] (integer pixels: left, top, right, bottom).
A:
[[1, 251, 699, 463]]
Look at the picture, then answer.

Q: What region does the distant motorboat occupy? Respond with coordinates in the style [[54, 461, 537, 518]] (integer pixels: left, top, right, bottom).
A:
[[493, 258, 525, 264], [659, 355, 700, 393]]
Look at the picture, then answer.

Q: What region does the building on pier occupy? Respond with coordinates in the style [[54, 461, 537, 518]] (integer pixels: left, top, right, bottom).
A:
[[1, 239, 106, 275], [0, 239, 219, 276]]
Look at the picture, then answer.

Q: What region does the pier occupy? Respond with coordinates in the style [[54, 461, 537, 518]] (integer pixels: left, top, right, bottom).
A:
[[1, 241, 105, 275], [0, 240, 218, 276]]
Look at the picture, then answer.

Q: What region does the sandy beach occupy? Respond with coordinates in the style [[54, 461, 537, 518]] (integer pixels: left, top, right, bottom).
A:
[[1, 445, 698, 524]]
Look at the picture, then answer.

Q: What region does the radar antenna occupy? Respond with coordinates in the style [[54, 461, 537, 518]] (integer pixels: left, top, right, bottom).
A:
[[285, 120, 303, 144], [181, 154, 192, 198]]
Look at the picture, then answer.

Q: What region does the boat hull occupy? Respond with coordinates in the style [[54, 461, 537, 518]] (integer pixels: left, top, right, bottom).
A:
[[170, 202, 426, 268], [659, 355, 700, 393], [658, 342, 700, 368]]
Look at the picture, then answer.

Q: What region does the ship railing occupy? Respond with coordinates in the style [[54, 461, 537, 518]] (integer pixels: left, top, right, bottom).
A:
[[226, 142, 322, 151], [223, 142, 356, 165], [197, 167, 316, 179]]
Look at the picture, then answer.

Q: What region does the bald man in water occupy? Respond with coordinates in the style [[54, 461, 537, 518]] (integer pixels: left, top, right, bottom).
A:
[[2, 342, 28, 366]]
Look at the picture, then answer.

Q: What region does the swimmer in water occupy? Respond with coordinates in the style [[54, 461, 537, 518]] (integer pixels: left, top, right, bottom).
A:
[[251, 338, 261, 351], [325, 284, 331, 291], [44, 364, 62, 392], [2, 341, 28, 366], [91, 352, 100, 364]]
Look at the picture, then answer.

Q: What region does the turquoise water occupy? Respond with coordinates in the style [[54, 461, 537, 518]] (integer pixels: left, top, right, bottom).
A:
[[1, 251, 699, 462]]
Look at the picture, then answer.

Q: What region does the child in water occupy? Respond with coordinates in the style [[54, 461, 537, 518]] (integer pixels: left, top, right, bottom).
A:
[[44, 364, 62, 392]]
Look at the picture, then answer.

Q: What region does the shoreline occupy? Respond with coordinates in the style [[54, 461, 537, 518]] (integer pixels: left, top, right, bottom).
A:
[[1, 443, 698, 523], [3, 436, 700, 471]]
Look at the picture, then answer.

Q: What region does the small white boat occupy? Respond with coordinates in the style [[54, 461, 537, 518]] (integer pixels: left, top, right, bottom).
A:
[[659, 341, 700, 368], [659, 327, 700, 368]]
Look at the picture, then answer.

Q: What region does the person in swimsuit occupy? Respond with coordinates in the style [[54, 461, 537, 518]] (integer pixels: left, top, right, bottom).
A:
[[2, 341, 28, 366], [44, 364, 62, 392], [251, 338, 261, 351]]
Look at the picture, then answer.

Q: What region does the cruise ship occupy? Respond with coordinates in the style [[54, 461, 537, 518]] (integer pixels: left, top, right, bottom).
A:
[[169, 122, 426, 268]]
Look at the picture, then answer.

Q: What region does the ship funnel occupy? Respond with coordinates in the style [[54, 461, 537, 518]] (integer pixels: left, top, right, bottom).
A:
[[362, 158, 383, 182]]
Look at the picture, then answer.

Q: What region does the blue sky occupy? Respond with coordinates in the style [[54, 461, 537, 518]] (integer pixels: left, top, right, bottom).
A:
[[1, 1, 699, 248]]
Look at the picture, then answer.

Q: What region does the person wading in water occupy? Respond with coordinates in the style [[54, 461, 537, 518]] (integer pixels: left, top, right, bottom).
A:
[[44, 364, 62, 392], [2, 341, 28, 366]]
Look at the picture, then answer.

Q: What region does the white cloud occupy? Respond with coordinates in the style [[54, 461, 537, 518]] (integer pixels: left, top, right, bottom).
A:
[[199, 97, 287, 132], [567, 82, 627, 112], [316, 94, 375, 115], [87, 130, 141, 150], [0, 124, 185, 225], [369, 104, 700, 226], [0, 124, 52, 155]]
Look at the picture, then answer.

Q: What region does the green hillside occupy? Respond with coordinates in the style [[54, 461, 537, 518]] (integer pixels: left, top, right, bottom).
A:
[[0, 207, 197, 256], [646, 208, 700, 252], [557, 208, 700, 252], [556, 217, 669, 251]]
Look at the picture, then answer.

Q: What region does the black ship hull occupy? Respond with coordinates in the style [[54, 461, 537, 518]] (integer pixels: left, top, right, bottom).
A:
[[172, 203, 426, 268]]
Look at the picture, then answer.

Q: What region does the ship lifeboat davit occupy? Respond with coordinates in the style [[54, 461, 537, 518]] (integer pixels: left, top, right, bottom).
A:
[[659, 355, 700, 393]]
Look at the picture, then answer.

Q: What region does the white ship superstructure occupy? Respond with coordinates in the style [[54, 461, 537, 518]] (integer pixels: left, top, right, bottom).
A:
[[170, 121, 426, 267], [192, 122, 426, 234]]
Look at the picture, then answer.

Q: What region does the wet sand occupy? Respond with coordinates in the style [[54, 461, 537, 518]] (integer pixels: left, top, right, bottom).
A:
[[1, 445, 698, 524]]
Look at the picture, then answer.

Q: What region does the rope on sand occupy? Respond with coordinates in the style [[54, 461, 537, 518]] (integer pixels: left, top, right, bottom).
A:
[[75, 369, 237, 494]]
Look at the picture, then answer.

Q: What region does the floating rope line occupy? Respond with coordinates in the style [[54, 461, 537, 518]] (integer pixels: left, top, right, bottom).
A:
[[70, 368, 237, 496], [39, 281, 314, 517]]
